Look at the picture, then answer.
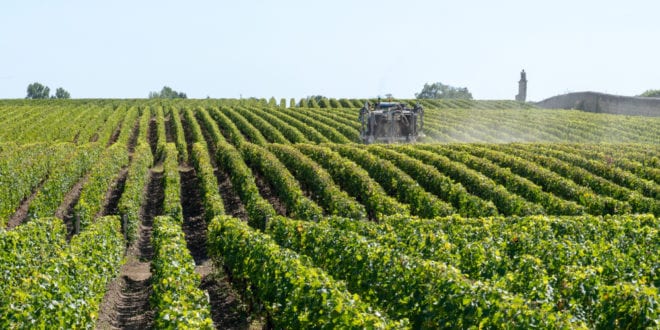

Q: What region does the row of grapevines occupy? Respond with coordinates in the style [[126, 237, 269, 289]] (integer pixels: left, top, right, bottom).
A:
[[162, 143, 183, 222], [296, 144, 409, 219], [40, 106, 96, 142], [136, 106, 151, 145], [207, 215, 405, 328], [151, 216, 213, 328], [195, 108, 224, 147], [114, 106, 140, 147], [2, 106, 69, 143], [2, 216, 124, 328], [27, 144, 103, 219], [305, 106, 359, 130], [183, 108, 226, 219], [0, 107, 41, 141], [267, 144, 366, 219], [75, 105, 114, 144], [266, 216, 580, 328], [454, 144, 631, 214], [97, 106, 128, 146], [267, 107, 329, 143], [565, 144, 660, 185], [234, 106, 289, 144], [154, 106, 167, 160], [284, 107, 358, 142], [240, 142, 323, 220], [367, 145, 498, 217], [397, 146, 543, 215], [183, 107, 206, 145], [117, 142, 153, 243], [337, 98, 354, 108], [74, 143, 130, 230], [330, 144, 454, 218], [245, 106, 308, 143], [208, 107, 247, 147], [190, 143, 225, 219], [0, 142, 17, 154], [378, 214, 660, 327], [170, 107, 188, 163], [424, 144, 586, 215], [0, 217, 66, 309], [497, 144, 659, 215], [0, 143, 72, 226], [276, 107, 351, 143], [215, 138, 276, 230], [220, 106, 268, 145], [538, 144, 659, 199]]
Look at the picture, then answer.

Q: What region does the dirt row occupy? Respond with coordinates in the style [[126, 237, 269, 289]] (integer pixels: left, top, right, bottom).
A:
[[97, 116, 159, 329]]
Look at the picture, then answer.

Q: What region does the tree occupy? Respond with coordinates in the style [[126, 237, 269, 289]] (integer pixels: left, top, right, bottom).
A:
[[149, 86, 187, 99], [639, 89, 660, 98], [26, 82, 50, 99], [55, 87, 71, 99], [415, 82, 473, 100]]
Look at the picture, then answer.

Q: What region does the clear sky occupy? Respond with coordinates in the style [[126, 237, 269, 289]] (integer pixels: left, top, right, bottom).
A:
[[1, 0, 658, 101]]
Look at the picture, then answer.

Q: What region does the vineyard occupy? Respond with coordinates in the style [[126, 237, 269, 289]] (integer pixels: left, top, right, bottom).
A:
[[0, 98, 659, 329]]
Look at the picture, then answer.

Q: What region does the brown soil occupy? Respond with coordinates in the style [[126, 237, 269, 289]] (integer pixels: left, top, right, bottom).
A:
[[96, 262, 154, 330], [198, 261, 251, 330], [127, 119, 140, 154], [253, 172, 287, 216], [136, 168, 163, 261], [180, 167, 208, 265], [108, 124, 122, 147], [149, 118, 158, 159], [55, 174, 89, 239], [216, 170, 248, 221], [181, 111, 196, 163], [101, 167, 129, 218], [96, 168, 162, 329], [6, 179, 45, 229], [165, 115, 173, 143]]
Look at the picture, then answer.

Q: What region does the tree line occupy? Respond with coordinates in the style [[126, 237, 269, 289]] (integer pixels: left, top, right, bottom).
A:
[[26, 82, 70, 99]]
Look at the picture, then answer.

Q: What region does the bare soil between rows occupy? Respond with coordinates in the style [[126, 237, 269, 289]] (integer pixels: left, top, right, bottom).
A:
[[96, 168, 162, 329]]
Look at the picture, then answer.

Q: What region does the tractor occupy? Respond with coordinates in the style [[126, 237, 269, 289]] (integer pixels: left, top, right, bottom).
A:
[[359, 101, 424, 144]]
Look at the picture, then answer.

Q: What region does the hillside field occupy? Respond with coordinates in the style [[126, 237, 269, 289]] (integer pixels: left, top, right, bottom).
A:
[[1, 98, 659, 329]]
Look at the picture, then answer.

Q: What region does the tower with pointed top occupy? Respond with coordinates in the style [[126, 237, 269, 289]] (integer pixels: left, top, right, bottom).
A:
[[515, 70, 527, 102]]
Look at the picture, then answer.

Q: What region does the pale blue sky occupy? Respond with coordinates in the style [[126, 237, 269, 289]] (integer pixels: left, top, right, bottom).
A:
[[1, 0, 658, 101]]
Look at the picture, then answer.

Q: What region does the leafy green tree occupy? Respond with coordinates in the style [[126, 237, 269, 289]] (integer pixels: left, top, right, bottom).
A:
[[26, 82, 50, 99], [55, 87, 71, 99], [289, 98, 296, 108], [149, 86, 187, 99], [639, 90, 660, 97], [268, 97, 277, 107], [415, 82, 473, 99]]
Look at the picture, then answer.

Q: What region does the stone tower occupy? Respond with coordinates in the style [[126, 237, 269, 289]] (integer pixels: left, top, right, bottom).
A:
[[515, 70, 527, 102]]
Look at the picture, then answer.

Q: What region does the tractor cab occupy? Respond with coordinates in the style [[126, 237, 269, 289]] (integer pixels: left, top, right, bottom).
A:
[[359, 100, 424, 144]]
